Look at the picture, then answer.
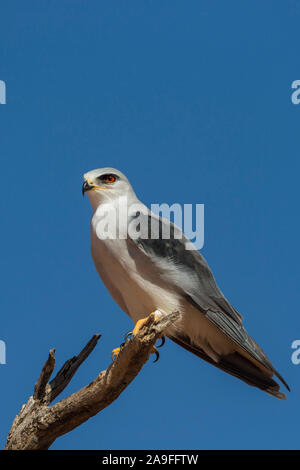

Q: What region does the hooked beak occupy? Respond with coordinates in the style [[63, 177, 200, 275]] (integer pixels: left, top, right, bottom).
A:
[[82, 179, 108, 196], [82, 180, 94, 196]]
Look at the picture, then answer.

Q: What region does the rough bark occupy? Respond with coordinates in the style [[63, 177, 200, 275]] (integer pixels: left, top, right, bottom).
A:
[[5, 311, 179, 450]]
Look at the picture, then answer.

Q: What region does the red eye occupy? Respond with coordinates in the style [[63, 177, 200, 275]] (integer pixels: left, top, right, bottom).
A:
[[105, 175, 116, 183]]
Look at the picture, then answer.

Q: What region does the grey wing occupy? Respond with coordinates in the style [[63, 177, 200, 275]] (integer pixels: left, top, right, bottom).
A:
[[129, 210, 289, 392]]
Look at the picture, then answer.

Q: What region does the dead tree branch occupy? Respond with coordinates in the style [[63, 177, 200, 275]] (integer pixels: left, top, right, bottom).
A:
[[5, 311, 179, 450]]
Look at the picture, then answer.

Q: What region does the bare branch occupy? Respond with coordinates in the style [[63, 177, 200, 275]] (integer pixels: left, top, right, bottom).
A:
[[47, 334, 101, 404], [33, 349, 56, 402], [5, 311, 179, 450]]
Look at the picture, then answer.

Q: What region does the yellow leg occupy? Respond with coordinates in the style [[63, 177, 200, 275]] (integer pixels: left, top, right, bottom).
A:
[[132, 311, 161, 336], [132, 312, 162, 361], [112, 311, 162, 362]]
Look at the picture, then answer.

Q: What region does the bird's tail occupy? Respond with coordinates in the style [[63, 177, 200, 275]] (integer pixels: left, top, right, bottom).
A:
[[169, 334, 288, 400]]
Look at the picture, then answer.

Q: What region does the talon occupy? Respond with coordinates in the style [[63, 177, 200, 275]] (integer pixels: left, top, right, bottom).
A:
[[152, 346, 159, 363], [111, 342, 125, 361], [157, 335, 165, 348], [124, 331, 133, 342], [111, 347, 120, 361], [124, 312, 164, 363]]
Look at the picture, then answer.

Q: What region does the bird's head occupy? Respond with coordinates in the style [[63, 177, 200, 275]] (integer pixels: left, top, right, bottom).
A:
[[82, 167, 136, 210]]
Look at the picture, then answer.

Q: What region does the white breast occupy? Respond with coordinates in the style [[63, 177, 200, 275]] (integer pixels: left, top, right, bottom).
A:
[[89, 201, 236, 362], [90, 218, 182, 324]]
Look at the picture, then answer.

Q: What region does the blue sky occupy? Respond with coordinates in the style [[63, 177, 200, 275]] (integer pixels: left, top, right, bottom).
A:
[[1, 0, 300, 450]]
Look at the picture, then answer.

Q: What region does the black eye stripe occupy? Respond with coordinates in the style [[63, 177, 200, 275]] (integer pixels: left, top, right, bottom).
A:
[[98, 173, 118, 183]]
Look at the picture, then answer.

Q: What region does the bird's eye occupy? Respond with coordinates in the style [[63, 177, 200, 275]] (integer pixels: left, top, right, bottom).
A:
[[104, 175, 116, 184]]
